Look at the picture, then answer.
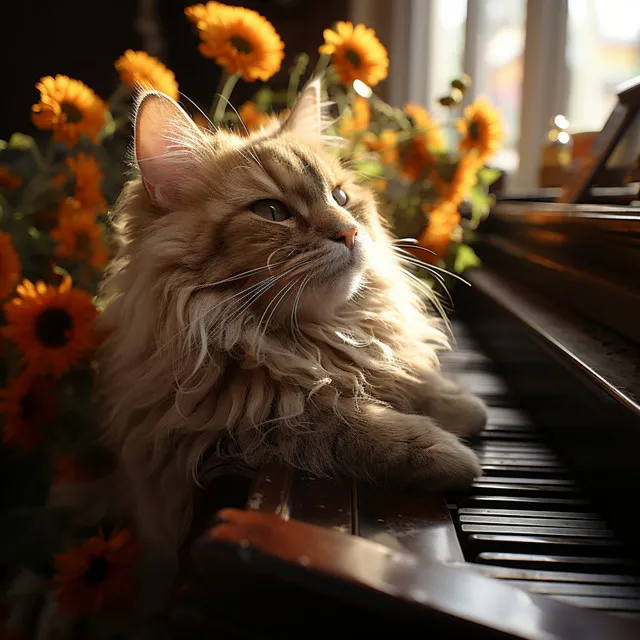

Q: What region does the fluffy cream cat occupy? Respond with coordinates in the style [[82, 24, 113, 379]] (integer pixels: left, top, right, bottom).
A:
[[96, 80, 486, 553]]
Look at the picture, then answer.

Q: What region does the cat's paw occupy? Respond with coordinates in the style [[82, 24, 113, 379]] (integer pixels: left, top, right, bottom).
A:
[[429, 389, 488, 437], [400, 426, 481, 491]]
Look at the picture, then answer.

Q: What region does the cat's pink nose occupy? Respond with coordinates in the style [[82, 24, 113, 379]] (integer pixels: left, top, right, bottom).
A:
[[333, 227, 358, 250]]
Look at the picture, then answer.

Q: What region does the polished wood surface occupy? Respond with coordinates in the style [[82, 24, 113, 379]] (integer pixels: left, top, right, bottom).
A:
[[188, 508, 640, 639]]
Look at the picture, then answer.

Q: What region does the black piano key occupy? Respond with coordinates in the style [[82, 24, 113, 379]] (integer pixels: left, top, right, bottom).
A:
[[470, 564, 640, 585], [476, 553, 637, 573], [459, 514, 610, 529], [466, 534, 621, 554], [459, 495, 590, 508], [462, 525, 616, 538], [550, 595, 640, 613], [473, 476, 575, 486], [507, 580, 640, 598]]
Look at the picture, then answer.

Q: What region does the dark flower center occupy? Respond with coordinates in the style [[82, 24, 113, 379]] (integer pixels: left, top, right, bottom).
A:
[[20, 391, 36, 423], [346, 48, 361, 68], [230, 35, 252, 54], [469, 120, 480, 140], [35, 307, 73, 348], [60, 102, 83, 124], [84, 557, 110, 586]]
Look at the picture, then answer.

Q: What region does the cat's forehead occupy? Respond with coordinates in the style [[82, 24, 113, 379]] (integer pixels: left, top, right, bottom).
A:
[[228, 136, 344, 204]]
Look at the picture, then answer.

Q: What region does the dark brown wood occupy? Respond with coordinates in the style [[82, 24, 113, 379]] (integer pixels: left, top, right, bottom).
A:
[[245, 462, 293, 519], [188, 509, 640, 639], [288, 474, 354, 534], [357, 484, 464, 563]]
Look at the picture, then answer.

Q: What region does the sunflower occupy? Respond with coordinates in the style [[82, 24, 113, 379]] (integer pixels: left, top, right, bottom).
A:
[[363, 129, 398, 166], [32, 76, 107, 147], [0, 232, 20, 300], [418, 200, 461, 263], [54, 529, 139, 614], [400, 104, 446, 180], [339, 96, 371, 138], [238, 101, 270, 132], [115, 50, 179, 101], [0, 167, 23, 190], [185, 1, 231, 27], [320, 21, 388, 88], [3, 276, 97, 377], [0, 371, 56, 452], [433, 153, 479, 208], [457, 98, 503, 162], [51, 213, 108, 269], [66, 153, 106, 214], [190, 5, 284, 82]]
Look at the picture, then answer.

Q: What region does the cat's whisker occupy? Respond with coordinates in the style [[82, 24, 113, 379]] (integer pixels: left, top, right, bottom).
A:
[[192, 260, 290, 291], [393, 243, 436, 256], [223, 260, 313, 326], [179, 92, 216, 132], [399, 265, 452, 331], [393, 248, 471, 287], [256, 276, 302, 353], [395, 255, 454, 307]]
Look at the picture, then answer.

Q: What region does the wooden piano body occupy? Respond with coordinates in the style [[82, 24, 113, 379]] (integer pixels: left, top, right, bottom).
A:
[[168, 81, 640, 638]]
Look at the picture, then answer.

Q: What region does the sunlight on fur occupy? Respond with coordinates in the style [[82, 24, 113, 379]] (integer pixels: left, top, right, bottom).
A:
[[96, 80, 487, 550]]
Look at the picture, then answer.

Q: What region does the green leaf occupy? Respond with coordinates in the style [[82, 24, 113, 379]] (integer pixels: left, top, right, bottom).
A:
[[477, 167, 501, 187], [453, 244, 481, 273], [8, 133, 37, 150]]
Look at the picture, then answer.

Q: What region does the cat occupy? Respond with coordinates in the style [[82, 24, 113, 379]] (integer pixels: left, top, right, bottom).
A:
[[96, 80, 486, 555]]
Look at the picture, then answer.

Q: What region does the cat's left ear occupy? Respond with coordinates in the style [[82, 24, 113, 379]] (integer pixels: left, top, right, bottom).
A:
[[282, 78, 327, 143], [134, 91, 204, 209]]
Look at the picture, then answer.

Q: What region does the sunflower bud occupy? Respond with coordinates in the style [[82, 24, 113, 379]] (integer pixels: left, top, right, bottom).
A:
[[451, 74, 472, 92], [439, 89, 463, 107]]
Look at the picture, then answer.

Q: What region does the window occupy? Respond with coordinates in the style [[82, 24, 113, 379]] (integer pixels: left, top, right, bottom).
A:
[[470, 0, 527, 173], [566, 0, 640, 134]]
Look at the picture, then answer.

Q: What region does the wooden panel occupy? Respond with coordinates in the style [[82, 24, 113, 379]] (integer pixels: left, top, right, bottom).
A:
[[245, 463, 294, 519], [289, 474, 354, 534], [357, 485, 464, 563]]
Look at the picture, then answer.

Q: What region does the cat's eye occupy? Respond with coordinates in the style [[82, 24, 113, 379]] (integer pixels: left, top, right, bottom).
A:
[[250, 199, 292, 222], [332, 186, 348, 207]]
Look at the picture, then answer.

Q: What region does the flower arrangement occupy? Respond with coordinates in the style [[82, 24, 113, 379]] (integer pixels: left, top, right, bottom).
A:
[[0, 2, 502, 636]]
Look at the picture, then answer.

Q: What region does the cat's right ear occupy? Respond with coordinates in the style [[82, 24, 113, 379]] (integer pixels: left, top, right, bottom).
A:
[[134, 91, 203, 209]]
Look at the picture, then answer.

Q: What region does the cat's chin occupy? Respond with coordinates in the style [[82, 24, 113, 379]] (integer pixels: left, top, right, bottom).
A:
[[295, 249, 366, 322]]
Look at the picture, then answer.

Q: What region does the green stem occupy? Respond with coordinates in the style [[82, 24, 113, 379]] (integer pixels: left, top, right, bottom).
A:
[[287, 53, 310, 107], [211, 71, 241, 124], [311, 54, 331, 79], [107, 84, 130, 110]]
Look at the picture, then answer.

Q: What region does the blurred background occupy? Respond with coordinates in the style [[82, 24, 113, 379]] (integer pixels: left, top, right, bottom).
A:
[[2, 0, 639, 189]]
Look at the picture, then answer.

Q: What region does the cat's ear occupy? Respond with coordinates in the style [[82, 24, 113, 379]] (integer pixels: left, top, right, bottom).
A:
[[282, 78, 327, 143], [134, 91, 203, 209]]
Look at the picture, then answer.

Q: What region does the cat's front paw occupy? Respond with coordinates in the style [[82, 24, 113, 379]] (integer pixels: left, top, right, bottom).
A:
[[397, 425, 481, 491], [429, 388, 488, 437]]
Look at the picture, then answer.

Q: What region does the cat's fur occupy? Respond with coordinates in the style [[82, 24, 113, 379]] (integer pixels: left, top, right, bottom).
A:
[[96, 81, 486, 552]]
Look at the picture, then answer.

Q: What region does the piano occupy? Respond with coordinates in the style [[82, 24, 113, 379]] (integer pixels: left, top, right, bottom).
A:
[[168, 79, 640, 638]]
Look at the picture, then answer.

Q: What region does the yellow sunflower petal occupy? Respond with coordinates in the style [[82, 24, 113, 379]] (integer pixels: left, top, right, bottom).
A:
[[32, 75, 107, 147], [320, 21, 388, 88]]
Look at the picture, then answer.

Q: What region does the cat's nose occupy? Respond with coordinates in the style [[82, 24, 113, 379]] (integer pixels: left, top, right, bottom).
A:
[[333, 227, 358, 250]]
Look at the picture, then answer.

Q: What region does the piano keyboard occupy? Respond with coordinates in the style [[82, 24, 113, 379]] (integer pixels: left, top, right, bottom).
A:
[[443, 322, 640, 618]]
